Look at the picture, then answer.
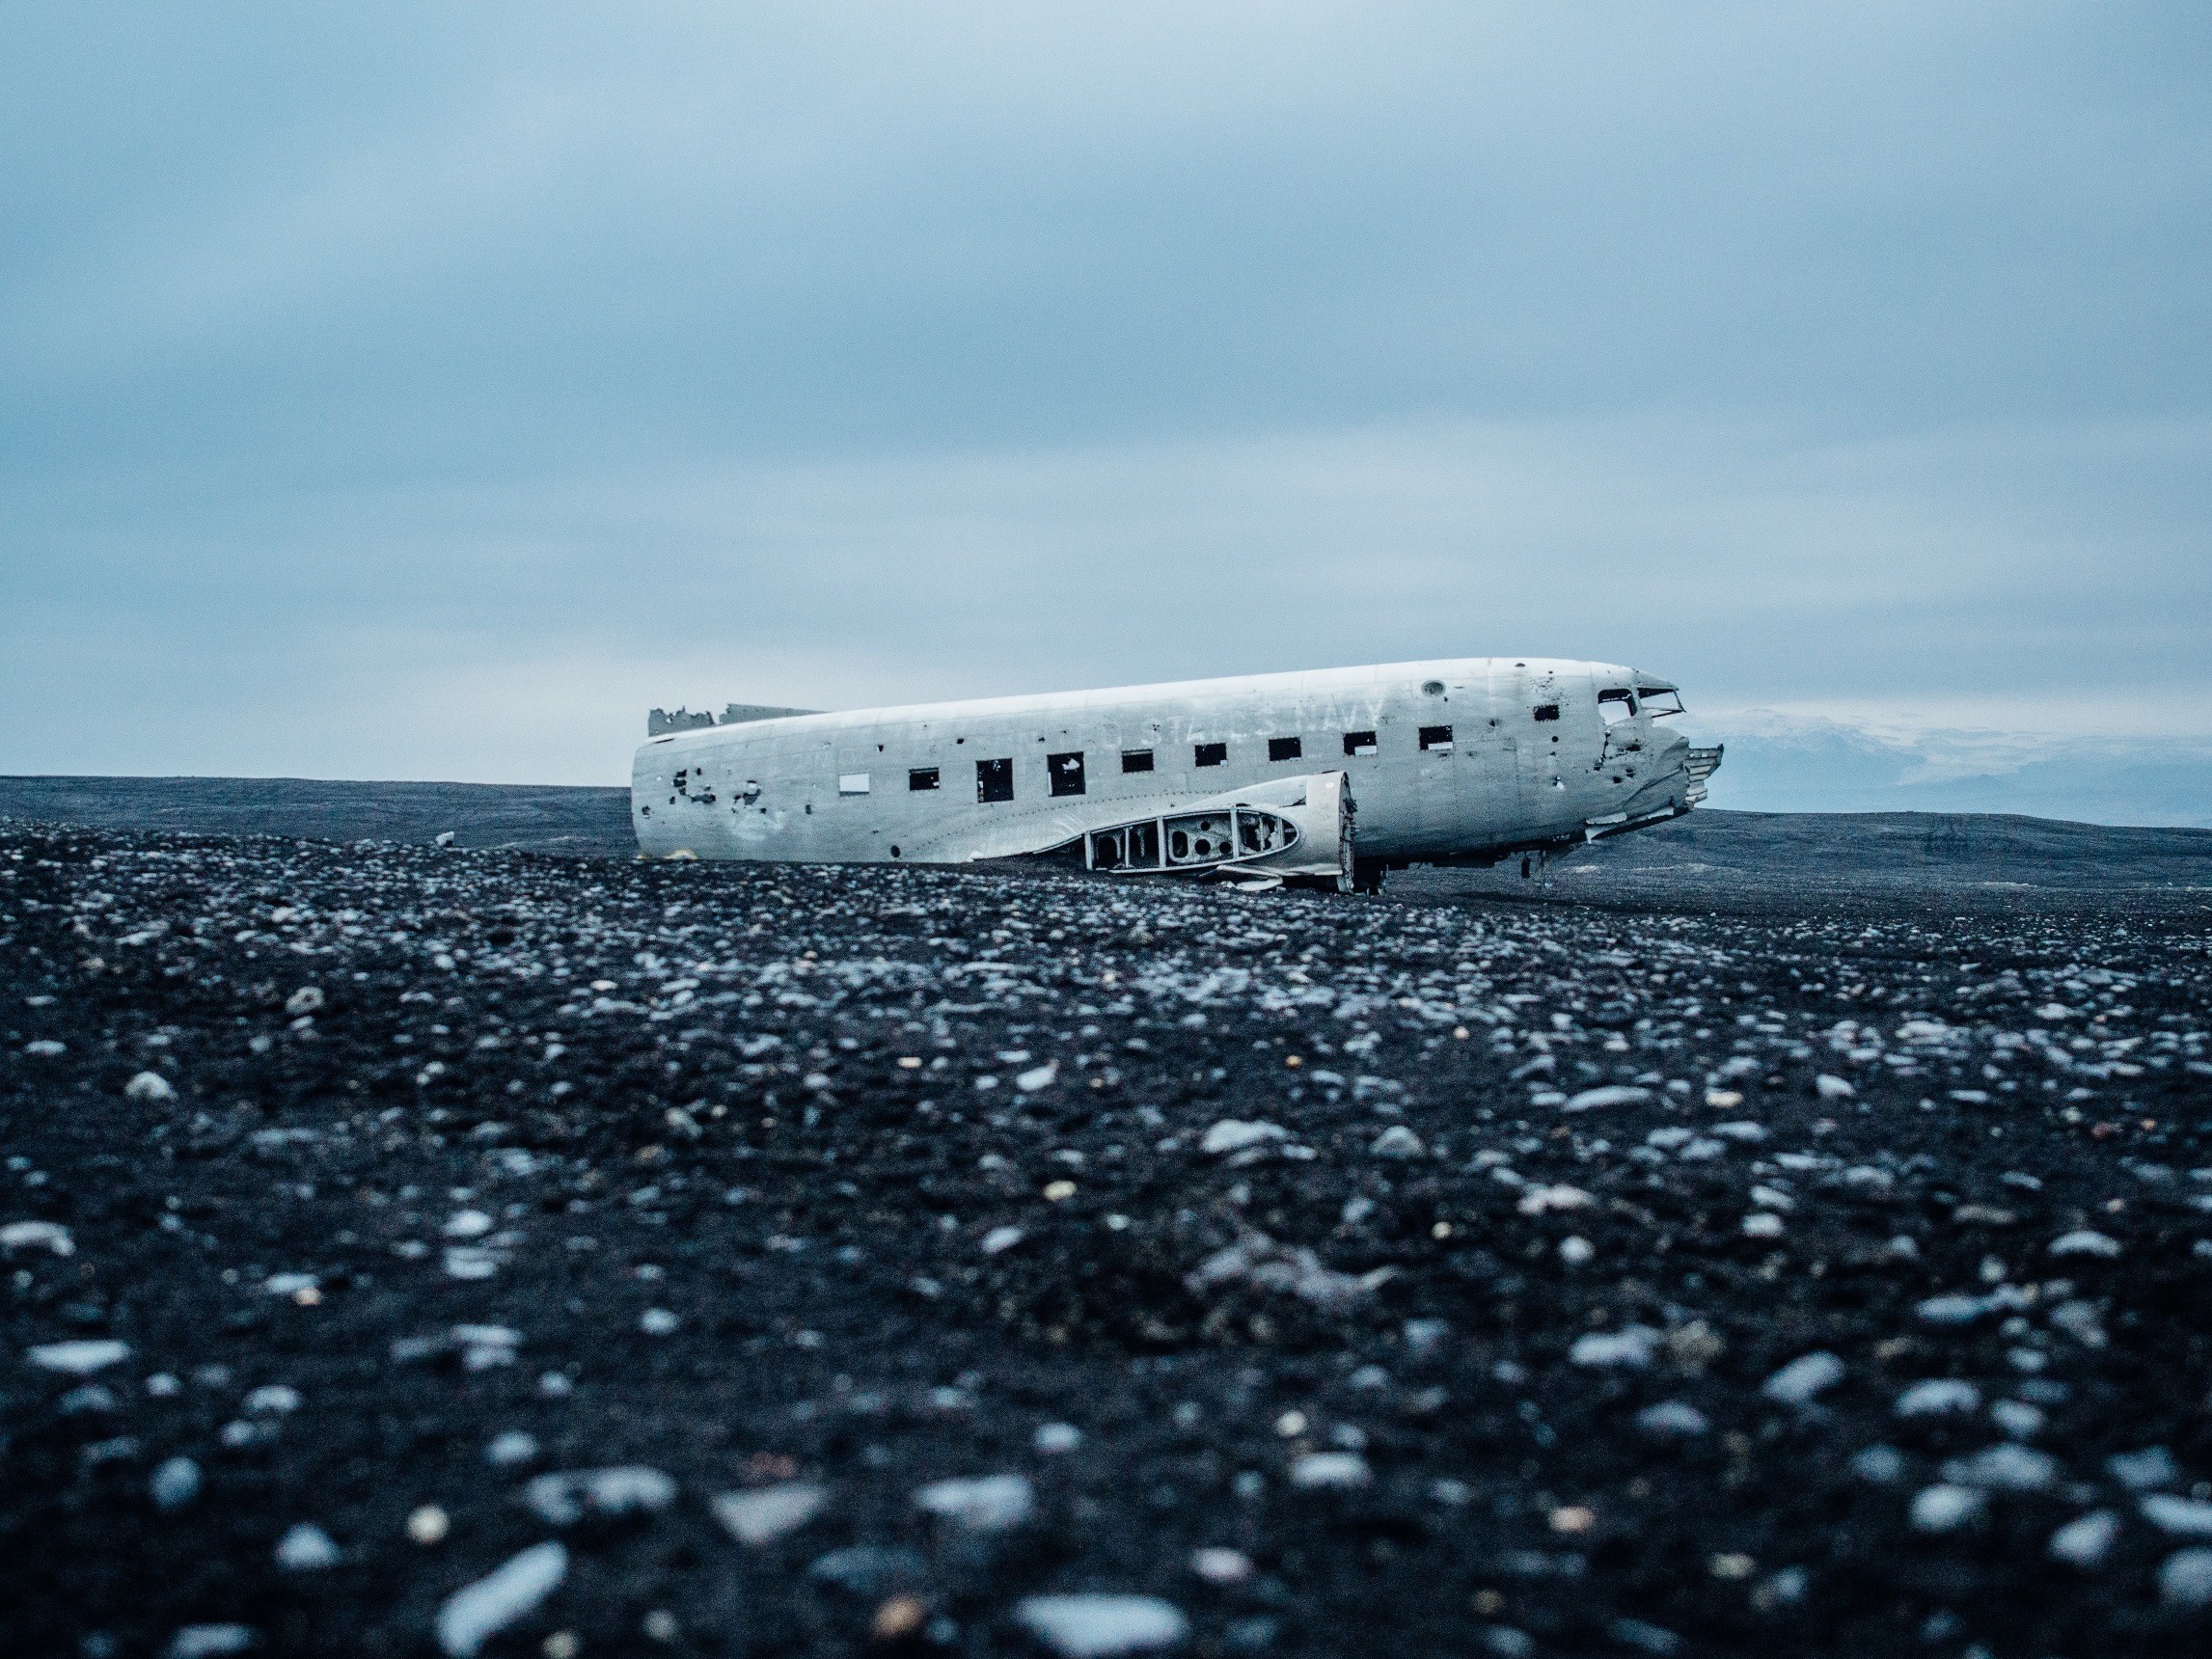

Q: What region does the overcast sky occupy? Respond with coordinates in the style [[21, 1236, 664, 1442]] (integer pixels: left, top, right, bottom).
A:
[[4, 4, 2208, 801]]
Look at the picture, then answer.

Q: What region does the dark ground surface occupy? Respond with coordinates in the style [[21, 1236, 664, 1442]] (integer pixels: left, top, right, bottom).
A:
[[8, 777, 2210, 911], [0, 777, 636, 857], [4, 790, 2212, 1658]]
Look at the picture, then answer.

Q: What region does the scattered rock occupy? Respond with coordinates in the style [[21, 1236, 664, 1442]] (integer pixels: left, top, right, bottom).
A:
[[2048, 1510, 2118, 1567], [1187, 1234, 1394, 1311], [713, 1482, 828, 1545], [274, 1523, 341, 1570], [1289, 1453, 1371, 1490], [1201, 1121, 1287, 1156], [1562, 1086, 1651, 1112], [2107, 1447, 2179, 1492], [1634, 1401, 1709, 1437], [1, 1220, 73, 1255], [1761, 1352, 1844, 1406], [915, 1473, 1034, 1533], [524, 1468, 676, 1527], [150, 1457, 202, 1511], [1015, 1594, 1189, 1657], [28, 1340, 129, 1375], [2160, 1548, 2212, 1610], [1942, 1444, 2058, 1493], [1192, 1547, 1252, 1584], [165, 1627, 256, 1658], [2142, 1495, 2212, 1538], [435, 1541, 568, 1657], [1571, 1326, 1658, 1369], [1895, 1380, 1980, 1418], [1369, 1126, 1425, 1158], [1910, 1484, 1983, 1533]]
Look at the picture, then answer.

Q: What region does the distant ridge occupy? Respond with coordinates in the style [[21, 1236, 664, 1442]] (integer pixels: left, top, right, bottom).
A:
[[0, 775, 633, 856], [4, 778, 2208, 905]]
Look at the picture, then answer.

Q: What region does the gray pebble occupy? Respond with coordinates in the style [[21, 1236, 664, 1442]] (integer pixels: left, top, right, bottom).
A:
[[1851, 1445, 1906, 1484], [1942, 1444, 2057, 1492], [1289, 1453, 1370, 1490], [2107, 1447, 2178, 1491], [274, 1523, 340, 1570], [165, 1628, 254, 1659], [435, 1540, 568, 1657], [1635, 1401, 1709, 1437], [915, 1473, 1033, 1532], [150, 1456, 202, 1511], [713, 1482, 828, 1545], [1016, 1593, 1188, 1657], [1761, 1351, 1844, 1406], [2161, 1549, 2212, 1609], [1911, 1484, 1983, 1532], [2047, 1510, 2118, 1567], [2142, 1494, 2212, 1537], [1034, 1422, 1083, 1454], [524, 1466, 675, 1526], [1895, 1379, 1979, 1417]]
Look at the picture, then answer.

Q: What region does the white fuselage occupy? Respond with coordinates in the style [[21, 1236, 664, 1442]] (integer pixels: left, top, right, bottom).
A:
[[630, 658, 1704, 869]]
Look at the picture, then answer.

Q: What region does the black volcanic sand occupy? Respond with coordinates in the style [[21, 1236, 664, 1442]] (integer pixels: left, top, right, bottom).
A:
[[4, 825, 2211, 1658], [1407, 811, 2212, 916], [7, 775, 2209, 911], [0, 777, 635, 857]]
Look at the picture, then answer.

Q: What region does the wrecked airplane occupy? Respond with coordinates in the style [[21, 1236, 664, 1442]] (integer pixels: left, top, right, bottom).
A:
[[632, 660, 1721, 891]]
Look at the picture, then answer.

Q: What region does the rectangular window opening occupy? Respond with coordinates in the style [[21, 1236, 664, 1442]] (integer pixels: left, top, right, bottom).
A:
[[1343, 730, 1378, 757], [1418, 724, 1454, 751], [1121, 748, 1155, 774], [909, 766, 941, 792], [1598, 688, 1637, 724], [1193, 742, 1227, 768], [1268, 736, 1302, 763], [976, 758, 1014, 803], [1532, 704, 1561, 722], [1048, 750, 1086, 798]]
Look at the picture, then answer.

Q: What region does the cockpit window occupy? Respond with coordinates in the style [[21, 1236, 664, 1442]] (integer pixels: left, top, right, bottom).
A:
[[1638, 688, 1684, 718], [1598, 688, 1637, 724]]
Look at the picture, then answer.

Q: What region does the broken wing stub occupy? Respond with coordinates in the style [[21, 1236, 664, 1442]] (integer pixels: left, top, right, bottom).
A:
[[1035, 772, 1354, 891], [1682, 744, 1724, 804]]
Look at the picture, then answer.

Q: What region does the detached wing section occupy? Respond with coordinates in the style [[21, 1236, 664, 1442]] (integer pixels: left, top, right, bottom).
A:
[[1025, 772, 1353, 891], [1682, 744, 1724, 804]]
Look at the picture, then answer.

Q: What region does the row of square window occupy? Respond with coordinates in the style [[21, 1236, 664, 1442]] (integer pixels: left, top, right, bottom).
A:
[[897, 725, 1468, 802]]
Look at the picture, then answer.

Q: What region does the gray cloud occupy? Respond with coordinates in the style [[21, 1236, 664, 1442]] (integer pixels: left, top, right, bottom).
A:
[[4, 5, 2208, 805]]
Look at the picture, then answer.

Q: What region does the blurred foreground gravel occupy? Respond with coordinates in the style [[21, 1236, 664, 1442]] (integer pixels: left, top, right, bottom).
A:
[[4, 824, 2211, 1657]]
